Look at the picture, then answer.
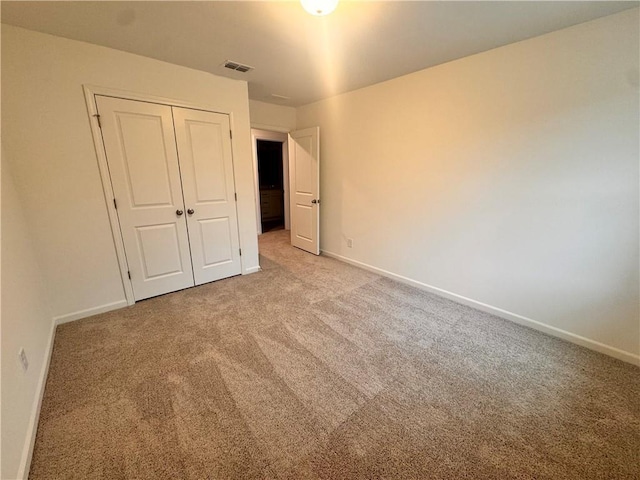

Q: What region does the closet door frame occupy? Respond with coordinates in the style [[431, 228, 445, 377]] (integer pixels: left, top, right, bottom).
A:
[[83, 85, 243, 306]]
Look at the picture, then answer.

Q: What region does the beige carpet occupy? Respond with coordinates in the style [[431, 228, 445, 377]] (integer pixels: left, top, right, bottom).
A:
[[30, 230, 639, 479]]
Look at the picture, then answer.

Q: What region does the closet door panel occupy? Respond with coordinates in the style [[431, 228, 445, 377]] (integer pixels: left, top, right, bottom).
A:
[[117, 114, 174, 206], [189, 122, 228, 202], [96, 96, 194, 300], [199, 217, 234, 266], [173, 107, 242, 285]]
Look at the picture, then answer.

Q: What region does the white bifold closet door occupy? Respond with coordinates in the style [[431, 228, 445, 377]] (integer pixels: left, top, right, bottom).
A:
[[172, 107, 241, 286], [96, 96, 241, 301]]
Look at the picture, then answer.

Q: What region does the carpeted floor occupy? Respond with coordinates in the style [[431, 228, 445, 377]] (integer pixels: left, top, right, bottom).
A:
[[30, 230, 639, 479]]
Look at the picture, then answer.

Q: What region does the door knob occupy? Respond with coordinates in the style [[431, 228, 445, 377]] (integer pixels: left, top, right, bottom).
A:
[[187, 209, 195, 215], [176, 209, 184, 216]]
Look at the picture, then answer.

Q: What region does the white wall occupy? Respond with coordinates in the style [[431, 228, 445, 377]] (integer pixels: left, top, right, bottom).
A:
[[1, 157, 54, 479], [2, 25, 259, 323], [297, 9, 640, 362], [249, 99, 297, 132]]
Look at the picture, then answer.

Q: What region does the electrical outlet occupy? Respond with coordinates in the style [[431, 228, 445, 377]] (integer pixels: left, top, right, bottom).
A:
[[347, 238, 353, 248], [18, 348, 29, 373]]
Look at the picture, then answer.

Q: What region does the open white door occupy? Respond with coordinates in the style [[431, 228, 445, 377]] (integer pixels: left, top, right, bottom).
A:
[[289, 127, 320, 255], [96, 96, 194, 300], [173, 107, 242, 285]]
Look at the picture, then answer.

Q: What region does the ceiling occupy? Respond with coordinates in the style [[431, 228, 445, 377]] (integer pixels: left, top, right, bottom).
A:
[[2, 1, 637, 107]]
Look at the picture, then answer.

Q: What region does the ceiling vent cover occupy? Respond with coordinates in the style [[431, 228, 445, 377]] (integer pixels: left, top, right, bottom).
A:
[[223, 60, 254, 73]]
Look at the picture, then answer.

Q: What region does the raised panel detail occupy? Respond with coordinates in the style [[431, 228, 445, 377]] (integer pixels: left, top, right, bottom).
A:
[[136, 224, 184, 279], [295, 139, 313, 195], [198, 218, 233, 266], [295, 204, 313, 241], [187, 121, 227, 203], [117, 113, 173, 207]]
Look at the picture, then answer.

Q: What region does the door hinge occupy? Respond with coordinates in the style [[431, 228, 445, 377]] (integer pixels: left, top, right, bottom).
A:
[[239, 248, 242, 256], [113, 198, 117, 209], [127, 270, 131, 280], [230, 130, 233, 139], [93, 114, 102, 129], [234, 192, 237, 202]]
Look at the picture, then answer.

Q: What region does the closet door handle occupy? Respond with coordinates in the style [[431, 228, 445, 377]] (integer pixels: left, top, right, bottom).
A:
[[176, 209, 184, 216], [187, 209, 195, 215]]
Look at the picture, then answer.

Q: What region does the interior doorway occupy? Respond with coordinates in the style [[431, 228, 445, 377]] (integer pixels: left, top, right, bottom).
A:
[[257, 139, 285, 232], [251, 129, 289, 234]]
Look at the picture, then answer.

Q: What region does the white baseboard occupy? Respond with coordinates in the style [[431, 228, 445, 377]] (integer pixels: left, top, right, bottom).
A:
[[53, 300, 128, 325], [321, 250, 640, 366], [244, 266, 262, 274], [17, 321, 57, 479]]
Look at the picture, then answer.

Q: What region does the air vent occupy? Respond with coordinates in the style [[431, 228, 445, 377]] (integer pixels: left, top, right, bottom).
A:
[[223, 60, 254, 73]]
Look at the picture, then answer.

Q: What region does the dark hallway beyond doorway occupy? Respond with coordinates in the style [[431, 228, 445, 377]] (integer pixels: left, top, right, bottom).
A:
[[257, 140, 285, 233]]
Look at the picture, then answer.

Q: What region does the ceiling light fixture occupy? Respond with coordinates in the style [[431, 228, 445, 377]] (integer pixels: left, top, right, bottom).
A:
[[300, 0, 338, 16]]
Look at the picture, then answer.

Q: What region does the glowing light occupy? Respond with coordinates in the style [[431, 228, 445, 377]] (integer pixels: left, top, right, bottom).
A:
[[300, 0, 339, 16]]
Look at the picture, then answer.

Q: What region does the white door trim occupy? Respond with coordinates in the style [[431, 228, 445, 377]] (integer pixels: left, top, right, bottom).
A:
[[83, 84, 244, 305], [250, 122, 291, 134], [250, 128, 290, 235]]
